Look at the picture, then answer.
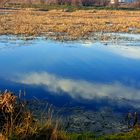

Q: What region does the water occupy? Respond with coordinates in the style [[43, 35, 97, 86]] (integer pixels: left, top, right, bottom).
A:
[[0, 34, 140, 112]]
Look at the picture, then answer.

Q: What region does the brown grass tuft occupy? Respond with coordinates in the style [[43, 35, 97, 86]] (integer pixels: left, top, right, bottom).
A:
[[0, 91, 66, 140]]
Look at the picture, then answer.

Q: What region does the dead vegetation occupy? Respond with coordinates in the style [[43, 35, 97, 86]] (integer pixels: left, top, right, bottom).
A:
[[0, 9, 140, 40], [0, 91, 66, 140]]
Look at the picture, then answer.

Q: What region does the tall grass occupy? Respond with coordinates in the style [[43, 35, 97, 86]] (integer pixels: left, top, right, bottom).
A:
[[0, 91, 66, 140]]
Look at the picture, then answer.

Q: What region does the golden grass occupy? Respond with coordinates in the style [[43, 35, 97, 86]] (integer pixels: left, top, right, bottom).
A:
[[0, 9, 140, 40], [0, 91, 66, 140]]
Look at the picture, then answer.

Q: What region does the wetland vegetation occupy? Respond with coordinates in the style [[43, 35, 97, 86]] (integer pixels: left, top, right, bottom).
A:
[[0, 92, 140, 140], [0, 8, 140, 41], [0, 1, 140, 140]]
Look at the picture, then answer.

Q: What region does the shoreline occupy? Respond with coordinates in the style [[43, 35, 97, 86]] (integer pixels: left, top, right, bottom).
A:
[[0, 32, 140, 43]]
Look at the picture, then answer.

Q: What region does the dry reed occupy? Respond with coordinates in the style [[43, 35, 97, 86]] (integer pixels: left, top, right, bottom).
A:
[[0, 9, 140, 40]]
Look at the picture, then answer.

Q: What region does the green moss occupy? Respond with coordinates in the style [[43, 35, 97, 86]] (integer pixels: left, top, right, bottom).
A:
[[63, 128, 140, 140], [98, 128, 140, 140], [63, 132, 95, 140]]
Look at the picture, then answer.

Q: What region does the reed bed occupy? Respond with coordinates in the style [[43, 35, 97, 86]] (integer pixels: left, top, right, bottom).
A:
[[0, 91, 66, 140], [0, 9, 140, 40]]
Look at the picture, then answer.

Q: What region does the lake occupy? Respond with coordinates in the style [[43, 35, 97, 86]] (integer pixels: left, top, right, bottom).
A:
[[0, 33, 140, 113]]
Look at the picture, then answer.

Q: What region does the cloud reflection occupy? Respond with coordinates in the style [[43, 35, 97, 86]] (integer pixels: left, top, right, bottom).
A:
[[81, 41, 93, 48], [13, 72, 140, 100], [107, 44, 140, 60]]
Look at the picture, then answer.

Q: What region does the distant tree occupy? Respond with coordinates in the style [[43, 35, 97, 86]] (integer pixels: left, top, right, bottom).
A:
[[101, 0, 110, 6], [62, 0, 72, 5], [114, 0, 119, 7], [46, 0, 110, 6], [47, 0, 56, 5], [0, 0, 9, 7], [94, 0, 109, 6], [40, 0, 46, 4], [71, 0, 82, 6], [135, 0, 140, 7], [82, 0, 95, 6], [28, 0, 32, 5]]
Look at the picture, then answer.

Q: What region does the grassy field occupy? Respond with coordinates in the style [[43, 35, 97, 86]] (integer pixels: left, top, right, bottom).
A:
[[0, 8, 140, 40]]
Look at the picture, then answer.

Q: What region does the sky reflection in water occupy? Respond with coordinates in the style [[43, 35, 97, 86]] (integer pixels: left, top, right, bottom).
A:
[[0, 34, 140, 110]]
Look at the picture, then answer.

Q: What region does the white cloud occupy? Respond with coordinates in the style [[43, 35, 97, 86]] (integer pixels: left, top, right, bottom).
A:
[[12, 72, 140, 100]]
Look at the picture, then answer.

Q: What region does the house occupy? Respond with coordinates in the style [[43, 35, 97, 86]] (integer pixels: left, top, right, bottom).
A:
[[110, 0, 135, 4]]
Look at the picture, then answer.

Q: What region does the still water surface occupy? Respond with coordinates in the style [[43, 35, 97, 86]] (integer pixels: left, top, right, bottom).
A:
[[0, 34, 140, 112]]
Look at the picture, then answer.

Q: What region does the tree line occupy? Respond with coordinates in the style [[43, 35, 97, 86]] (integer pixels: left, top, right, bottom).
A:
[[0, 0, 117, 7], [0, 0, 140, 8], [41, 0, 110, 6]]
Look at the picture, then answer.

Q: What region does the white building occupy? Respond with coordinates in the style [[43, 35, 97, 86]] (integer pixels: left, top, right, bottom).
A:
[[110, 0, 135, 4]]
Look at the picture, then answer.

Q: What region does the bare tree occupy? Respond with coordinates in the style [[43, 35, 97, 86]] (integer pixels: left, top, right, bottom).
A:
[[101, 0, 110, 6], [47, 0, 62, 5], [135, 0, 140, 7], [71, 0, 82, 6], [82, 0, 95, 6], [40, 0, 47, 4], [28, 0, 32, 5], [114, 0, 119, 7], [46, 0, 110, 6], [0, 0, 9, 7], [63, 0, 72, 5]]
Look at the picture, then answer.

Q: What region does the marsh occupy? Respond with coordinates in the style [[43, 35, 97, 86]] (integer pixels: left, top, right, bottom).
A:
[[0, 33, 140, 109]]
